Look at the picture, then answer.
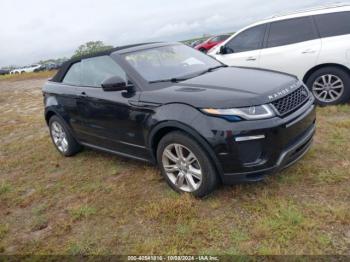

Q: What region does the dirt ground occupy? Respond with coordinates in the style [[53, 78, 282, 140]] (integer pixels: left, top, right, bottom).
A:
[[0, 76, 349, 255]]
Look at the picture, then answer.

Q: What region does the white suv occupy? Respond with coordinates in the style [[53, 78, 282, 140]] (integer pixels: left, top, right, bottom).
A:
[[10, 64, 42, 74], [209, 4, 350, 105]]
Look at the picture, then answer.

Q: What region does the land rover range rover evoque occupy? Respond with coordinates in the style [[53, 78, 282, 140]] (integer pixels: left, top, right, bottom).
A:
[[43, 42, 316, 196]]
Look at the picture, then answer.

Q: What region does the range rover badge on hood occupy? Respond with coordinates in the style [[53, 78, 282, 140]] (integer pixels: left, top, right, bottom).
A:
[[268, 81, 300, 100]]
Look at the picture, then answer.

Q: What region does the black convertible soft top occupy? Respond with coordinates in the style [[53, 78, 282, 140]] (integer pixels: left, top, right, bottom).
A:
[[51, 42, 157, 83]]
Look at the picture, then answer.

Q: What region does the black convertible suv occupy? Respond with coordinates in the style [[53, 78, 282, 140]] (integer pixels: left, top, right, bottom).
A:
[[43, 42, 316, 197]]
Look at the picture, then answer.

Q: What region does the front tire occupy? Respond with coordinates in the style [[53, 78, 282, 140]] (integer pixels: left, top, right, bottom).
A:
[[306, 67, 350, 105], [49, 115, 81, 156], [157, 131, 218, 197]]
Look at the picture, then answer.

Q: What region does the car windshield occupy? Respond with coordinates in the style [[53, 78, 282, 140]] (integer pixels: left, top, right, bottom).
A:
[[123, 44, 222, 82]]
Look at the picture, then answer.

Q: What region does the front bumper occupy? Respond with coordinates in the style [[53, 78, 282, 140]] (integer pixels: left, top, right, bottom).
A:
[[194, 97, 316, 184], [221, 122, 315, 184]]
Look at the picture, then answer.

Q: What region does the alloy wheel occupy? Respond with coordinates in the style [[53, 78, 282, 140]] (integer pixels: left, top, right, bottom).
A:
[[50, 121, 69, 153], [312, 74, 344, 103], [162, 143, 202, 192]]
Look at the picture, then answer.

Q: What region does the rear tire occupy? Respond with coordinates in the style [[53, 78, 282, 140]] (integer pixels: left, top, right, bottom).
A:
[[48, 115, 81, 157], [306, 66, 350, 105], [156, 131, 218, 197]]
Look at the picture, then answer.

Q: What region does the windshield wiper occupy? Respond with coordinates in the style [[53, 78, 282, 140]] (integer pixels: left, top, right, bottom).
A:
[[149, 77, 191, 84], [202, 65, 228, 74], [148, 65, 227, 84]]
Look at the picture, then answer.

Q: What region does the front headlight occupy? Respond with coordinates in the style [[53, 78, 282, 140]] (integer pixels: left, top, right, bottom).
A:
[[201, 104, 275, 121]]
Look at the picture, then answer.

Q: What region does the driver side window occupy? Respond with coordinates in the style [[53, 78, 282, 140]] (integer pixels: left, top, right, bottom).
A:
[[81, 56, 127, 88], [225, 24, 266, 54]]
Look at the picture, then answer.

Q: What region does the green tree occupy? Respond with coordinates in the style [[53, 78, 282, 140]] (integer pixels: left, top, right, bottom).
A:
[[72, 41, 113, 58]]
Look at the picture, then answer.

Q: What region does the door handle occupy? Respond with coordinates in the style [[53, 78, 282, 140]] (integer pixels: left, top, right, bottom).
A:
[[302, 49, 316, 54], [246, 57, 257, 61], [79, 91, 87, 97]]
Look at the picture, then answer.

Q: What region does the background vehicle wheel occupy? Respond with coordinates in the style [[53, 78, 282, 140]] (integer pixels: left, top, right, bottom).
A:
[[199, 47, 207, 53], [49, 115, 81, 156], [157, 131, 218, 197], [306, 67, 350, 105]]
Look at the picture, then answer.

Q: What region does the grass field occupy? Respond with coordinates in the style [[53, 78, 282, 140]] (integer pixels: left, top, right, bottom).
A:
[[0, 71, 56, 82], [0, 74, 349, 255]]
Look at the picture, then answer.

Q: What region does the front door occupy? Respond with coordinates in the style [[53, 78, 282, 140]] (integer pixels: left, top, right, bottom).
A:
[[76, 56, 150, 159], [215, 24, 267, 68]]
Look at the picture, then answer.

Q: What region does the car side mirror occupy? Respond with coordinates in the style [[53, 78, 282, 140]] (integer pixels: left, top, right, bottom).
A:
[[220, 46, 229, 54], [102, 76, 130, 92]]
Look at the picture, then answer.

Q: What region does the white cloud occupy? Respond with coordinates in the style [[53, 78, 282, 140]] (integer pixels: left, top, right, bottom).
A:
[[0, 0, 341, 67]]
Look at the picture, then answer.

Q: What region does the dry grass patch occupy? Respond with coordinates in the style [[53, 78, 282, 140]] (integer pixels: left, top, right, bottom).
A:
[[0, 181, 12, 196], [138, 194, 198, 223], [0, 224, 9, 241], [69, 205, 97, 221], [0, 71, 56, 82]]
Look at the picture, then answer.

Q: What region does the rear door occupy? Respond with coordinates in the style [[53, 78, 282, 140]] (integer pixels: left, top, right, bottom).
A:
[[259, 16, 321, 80], [215, 24, 267, 68], [313, 11, 350, 68]]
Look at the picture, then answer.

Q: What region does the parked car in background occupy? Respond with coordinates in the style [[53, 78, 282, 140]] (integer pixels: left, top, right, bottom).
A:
[[209, 4, 350, 105], [10, 64, 43, 74], [190, 38, 207, 48], [46, 63, 61, 71], [43, 42, 315, 197], [36, 63, 61, 72], [0, 69, 10, 75], [195, 34, 231, 53]]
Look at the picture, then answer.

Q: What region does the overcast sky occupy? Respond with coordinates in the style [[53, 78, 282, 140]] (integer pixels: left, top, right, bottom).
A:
[[0, 0, 345, 67]]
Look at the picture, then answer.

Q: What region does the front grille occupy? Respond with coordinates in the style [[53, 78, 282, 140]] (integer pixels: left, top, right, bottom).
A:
[[271, 86, 309, 116]]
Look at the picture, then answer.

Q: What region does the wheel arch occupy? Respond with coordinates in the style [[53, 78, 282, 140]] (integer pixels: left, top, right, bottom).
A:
[[303, 63, 350, 84], [45, 109, 68, 127], [45, 110, 57, 125], [45, 109, 80, 142], [148, 121, 224, 181]]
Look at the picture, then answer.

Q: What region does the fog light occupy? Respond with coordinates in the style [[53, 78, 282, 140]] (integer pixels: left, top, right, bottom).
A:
[[235, 135, 265, 142]]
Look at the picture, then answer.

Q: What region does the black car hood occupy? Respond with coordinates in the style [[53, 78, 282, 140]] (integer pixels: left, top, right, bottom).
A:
[[140, 67, 299, 108]]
